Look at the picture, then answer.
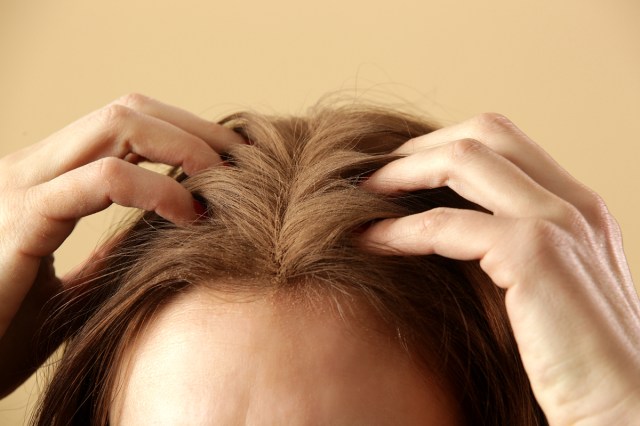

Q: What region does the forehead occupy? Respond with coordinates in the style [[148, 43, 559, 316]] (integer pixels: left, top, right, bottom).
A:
[[109, 287, 461, 425]]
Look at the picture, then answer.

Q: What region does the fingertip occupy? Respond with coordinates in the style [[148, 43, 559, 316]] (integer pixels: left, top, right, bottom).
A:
[[356, 166, 398, 192], [228, 127, 253, 146], [211, 126, 251, 149], [167, 210, 199, 227], [169, 195, 208, 226], [355, 234, 397, 256], [192, 197, 207, 218], [357, 175, 387, 193], [358, 174, 383, 194], [236, 131, 253, 146], [151, 185, 202, 227], [351, 219, 391, 251]]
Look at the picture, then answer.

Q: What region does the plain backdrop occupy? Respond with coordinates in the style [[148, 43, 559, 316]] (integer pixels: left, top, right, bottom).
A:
[[1, 0, 639, 424]]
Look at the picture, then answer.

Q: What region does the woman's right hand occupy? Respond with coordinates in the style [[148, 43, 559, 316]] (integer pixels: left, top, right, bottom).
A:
[[0, 94, 244, 396]]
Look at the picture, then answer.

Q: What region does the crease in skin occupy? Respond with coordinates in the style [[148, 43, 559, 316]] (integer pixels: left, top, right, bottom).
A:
[[109, 285, 463, 425]]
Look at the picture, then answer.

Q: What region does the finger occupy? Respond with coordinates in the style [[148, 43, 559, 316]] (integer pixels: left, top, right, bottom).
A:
[[111, 93, 246, 152], [394, 113, 598, 218], [42, 157, 199, 222], [22, 158, 198, 256], [20, 105, 223, 185], [359, 207, 505, 260], [363, 138, 565, 218]]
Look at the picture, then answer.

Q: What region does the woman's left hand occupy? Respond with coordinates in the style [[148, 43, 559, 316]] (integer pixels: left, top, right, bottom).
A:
[[359, 113, 640, 425]]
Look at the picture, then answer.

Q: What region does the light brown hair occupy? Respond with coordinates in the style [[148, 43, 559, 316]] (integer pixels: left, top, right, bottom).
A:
[[34, 103, 547, 425]]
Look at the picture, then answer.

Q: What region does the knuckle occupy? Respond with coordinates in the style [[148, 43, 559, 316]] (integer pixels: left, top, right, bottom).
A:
[[98, 103, 133, 128], [451, 138, 485, 162], [585, 190, 610, 220], [480, 248, 514, 288], [552, 200, 588, 232], [587, 190, 608, 215], [521, 218, 567, 254], [474, 112, 515, 134], [95, 157, 122, 186], [116, 92, 150, 110], [603, 214, 623, 240], [95, 104, 140, 154], [583, 190, 621, 236], [418, 207, 450, 234], [526, 217, 557, 237]]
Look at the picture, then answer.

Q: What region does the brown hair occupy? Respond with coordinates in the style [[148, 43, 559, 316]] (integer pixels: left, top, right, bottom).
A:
[[33, 103, 547, 425]]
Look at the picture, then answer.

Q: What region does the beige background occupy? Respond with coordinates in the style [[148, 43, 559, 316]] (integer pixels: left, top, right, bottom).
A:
[[1, 0, 639, 423]]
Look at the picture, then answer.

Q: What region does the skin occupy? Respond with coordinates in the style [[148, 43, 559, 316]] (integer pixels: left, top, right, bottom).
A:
[[0, 95, 639, 423], [359, 113, 640, 424], [109, 289, 462, 425], [0, 94, 246, 395]]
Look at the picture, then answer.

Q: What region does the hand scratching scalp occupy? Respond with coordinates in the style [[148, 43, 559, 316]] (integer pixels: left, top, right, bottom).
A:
[[35, 102, 546, 425]]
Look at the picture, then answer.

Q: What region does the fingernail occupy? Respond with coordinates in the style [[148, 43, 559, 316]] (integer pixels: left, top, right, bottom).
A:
[[193, 199, 207, 217]]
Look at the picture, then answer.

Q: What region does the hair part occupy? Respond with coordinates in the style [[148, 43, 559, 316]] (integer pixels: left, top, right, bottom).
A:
[[34, 103, 547, 425]]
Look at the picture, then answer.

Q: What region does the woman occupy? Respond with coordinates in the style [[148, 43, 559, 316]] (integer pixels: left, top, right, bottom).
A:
[[0, 94, 638, 425]]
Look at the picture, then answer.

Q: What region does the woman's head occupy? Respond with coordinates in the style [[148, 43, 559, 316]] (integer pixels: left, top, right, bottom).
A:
[[36, 104, 546, 425]]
